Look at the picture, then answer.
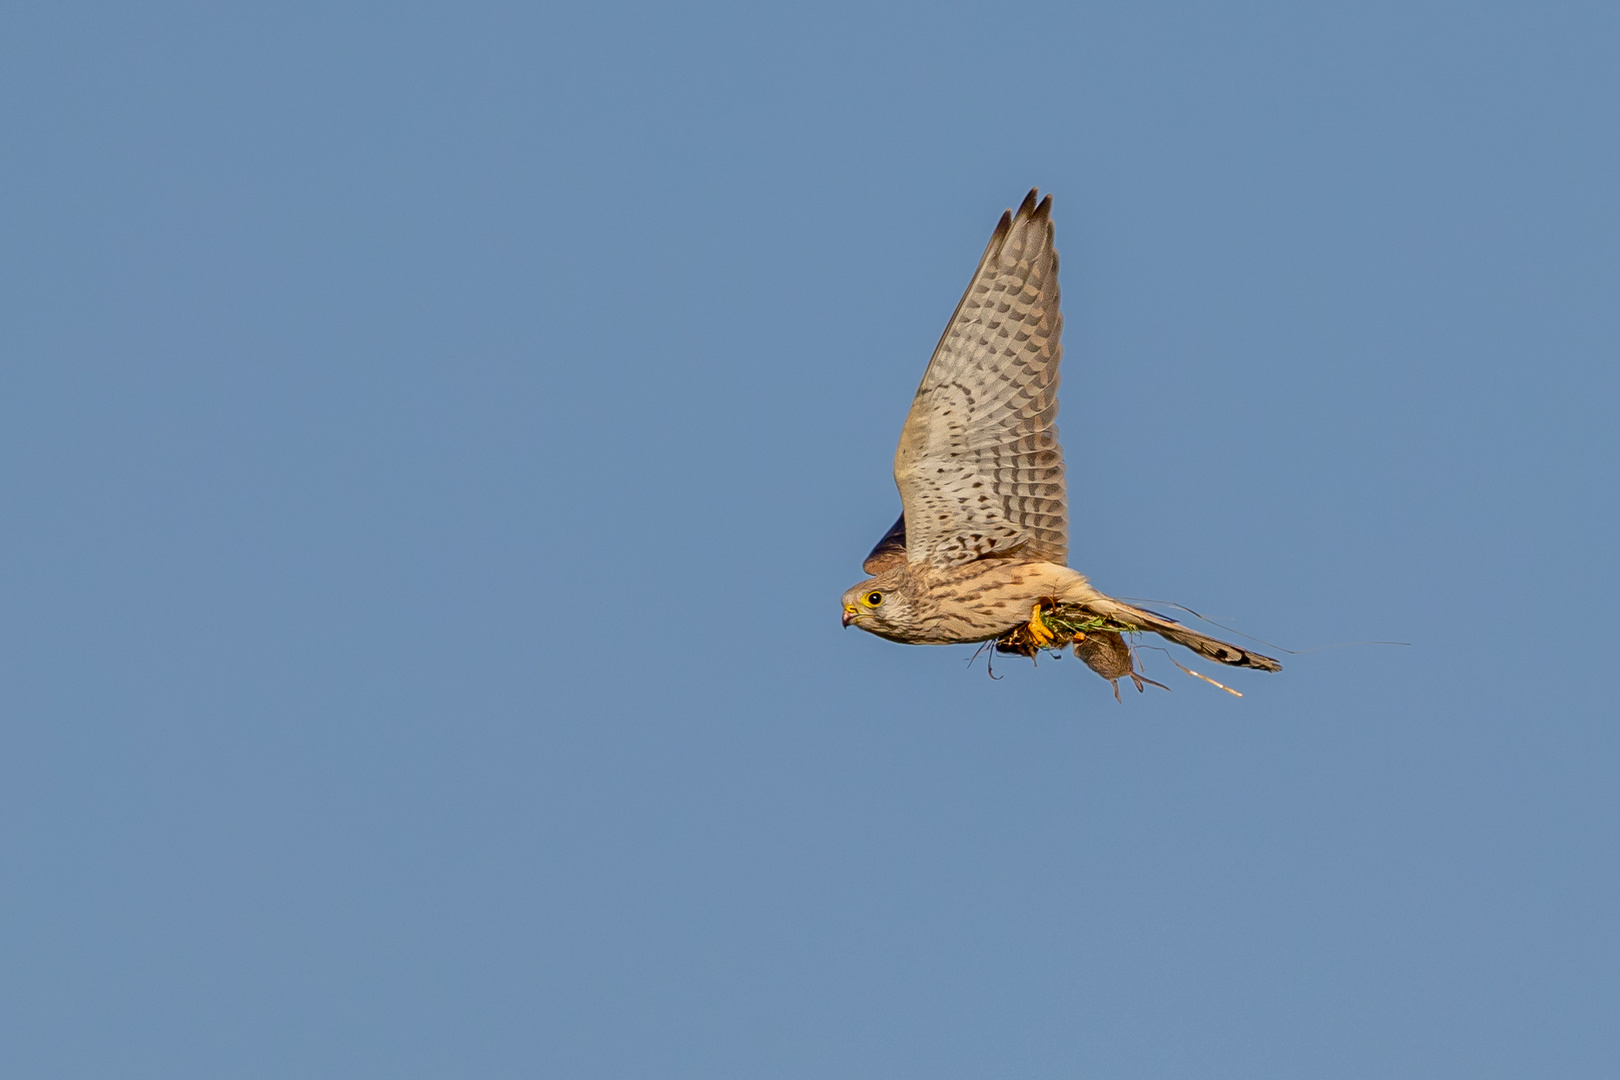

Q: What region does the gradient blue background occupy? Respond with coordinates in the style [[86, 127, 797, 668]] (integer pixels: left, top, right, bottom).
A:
[[3, 2, 1617, 1076]]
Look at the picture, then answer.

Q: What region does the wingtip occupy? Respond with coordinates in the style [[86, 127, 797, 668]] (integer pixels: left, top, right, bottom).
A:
[[993, 188, 1056, 237], [1013, 188, 1052, 224]]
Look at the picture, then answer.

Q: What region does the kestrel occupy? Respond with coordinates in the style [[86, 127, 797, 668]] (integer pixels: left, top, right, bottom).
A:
[[841, 189, 1280, 697]]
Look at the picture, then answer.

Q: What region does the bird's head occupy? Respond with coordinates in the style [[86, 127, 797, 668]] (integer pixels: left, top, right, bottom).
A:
[[840, 569, 916, 640]]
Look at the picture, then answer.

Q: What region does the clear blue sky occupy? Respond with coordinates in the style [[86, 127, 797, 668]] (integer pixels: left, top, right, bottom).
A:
[[3, 2, 1617, 1076]]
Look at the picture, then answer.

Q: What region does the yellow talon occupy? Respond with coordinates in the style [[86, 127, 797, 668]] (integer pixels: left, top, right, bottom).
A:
[[1027, 602, 1055, 648]]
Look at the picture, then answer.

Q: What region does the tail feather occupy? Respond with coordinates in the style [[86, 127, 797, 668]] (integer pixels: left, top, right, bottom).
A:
[[1083, 598, 1282, 672]]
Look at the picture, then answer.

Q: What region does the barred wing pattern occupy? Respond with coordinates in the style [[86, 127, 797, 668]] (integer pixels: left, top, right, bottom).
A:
[[893, 189, 1067, 569]]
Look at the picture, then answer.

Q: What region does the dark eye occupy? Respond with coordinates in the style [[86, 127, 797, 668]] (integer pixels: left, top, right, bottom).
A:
[[865, 591, 884, 607]]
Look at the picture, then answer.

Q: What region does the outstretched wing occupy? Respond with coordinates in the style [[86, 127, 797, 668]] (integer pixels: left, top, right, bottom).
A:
[[893, 189, 1066, 569]]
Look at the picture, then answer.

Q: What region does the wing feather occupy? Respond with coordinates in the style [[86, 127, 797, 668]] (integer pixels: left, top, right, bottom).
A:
[[862, 513, 907, 574], [893, 190, 1067, 568]]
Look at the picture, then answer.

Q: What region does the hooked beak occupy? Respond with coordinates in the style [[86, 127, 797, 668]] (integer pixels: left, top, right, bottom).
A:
[[842, 605, 858, 628]]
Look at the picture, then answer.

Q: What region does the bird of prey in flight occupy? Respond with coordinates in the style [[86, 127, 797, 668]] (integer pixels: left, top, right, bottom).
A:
[[840, 189, 1280, 698]]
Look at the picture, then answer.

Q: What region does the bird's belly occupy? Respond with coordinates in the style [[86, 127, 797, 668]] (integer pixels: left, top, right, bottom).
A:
[[910, 561, 1090, 644]]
